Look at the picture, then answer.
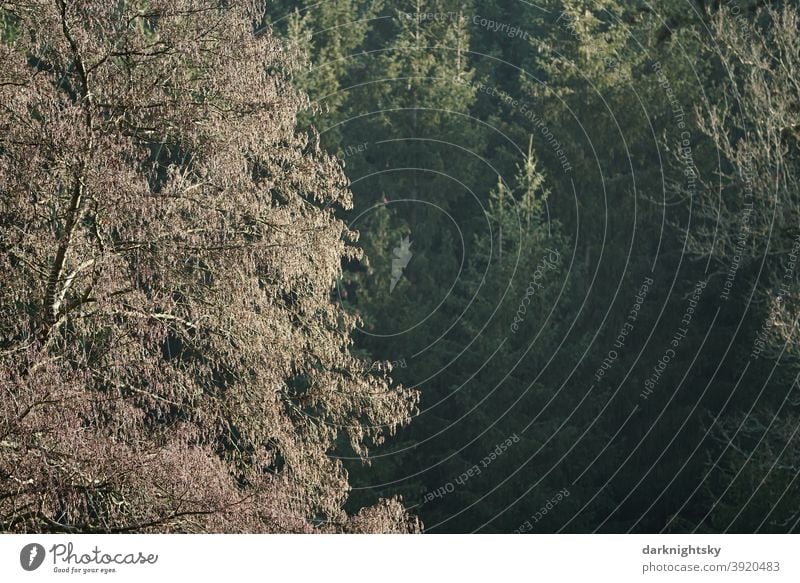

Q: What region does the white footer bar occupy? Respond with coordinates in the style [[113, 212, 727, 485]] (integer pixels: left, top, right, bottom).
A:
[[2, 534, 796, 582]]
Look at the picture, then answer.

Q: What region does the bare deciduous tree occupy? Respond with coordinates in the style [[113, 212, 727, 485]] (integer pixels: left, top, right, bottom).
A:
[[688, 6, 800, 290], [684, 6, 800, 532], [0, 0, 419, 533]]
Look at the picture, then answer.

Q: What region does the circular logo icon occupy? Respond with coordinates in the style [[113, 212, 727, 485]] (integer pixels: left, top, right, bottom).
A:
[[20, 543, 46, 571]]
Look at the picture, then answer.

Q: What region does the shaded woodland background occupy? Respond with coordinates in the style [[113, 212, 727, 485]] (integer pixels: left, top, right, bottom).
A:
[[2, 0, 800, 533]]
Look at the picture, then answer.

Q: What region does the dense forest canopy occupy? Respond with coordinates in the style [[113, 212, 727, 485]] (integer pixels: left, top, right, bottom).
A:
[[1, 0, 799, 533]]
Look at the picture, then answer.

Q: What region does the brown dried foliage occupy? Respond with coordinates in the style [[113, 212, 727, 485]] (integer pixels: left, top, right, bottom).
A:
[[0, 0, 419, 533]]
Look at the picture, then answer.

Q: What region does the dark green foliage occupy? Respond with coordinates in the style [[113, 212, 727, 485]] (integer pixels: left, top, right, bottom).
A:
[[266, 0, 800, 533]]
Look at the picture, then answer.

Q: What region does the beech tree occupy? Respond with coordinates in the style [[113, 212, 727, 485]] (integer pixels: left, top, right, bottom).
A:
[[0, 0, 419, 533]]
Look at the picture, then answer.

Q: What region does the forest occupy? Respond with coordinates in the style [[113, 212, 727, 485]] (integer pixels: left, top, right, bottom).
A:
[[1, 0, 799, 533]]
